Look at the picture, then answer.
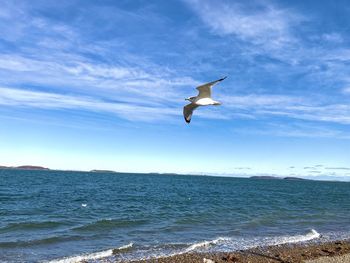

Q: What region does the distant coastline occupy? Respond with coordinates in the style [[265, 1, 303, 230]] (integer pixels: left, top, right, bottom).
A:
[[0, 165, 118, 173], [90, 169, 117, 173], [1, 165, 349, 182], [0, 165, 50, 170], [250, 175, 310, 181]]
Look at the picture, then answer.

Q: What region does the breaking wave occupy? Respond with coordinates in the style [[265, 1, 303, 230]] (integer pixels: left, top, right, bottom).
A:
[[47, 243, 134, 263], [47, 249, 113, 263], [45, 229, 327, 262]]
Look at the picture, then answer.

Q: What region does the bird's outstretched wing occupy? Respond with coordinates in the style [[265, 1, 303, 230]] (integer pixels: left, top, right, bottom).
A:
[[183, 103, 199, 123], [196, 76, 227, 99]]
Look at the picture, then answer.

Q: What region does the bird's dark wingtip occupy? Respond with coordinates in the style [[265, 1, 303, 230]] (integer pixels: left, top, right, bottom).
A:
[[184, 117, 191, 124], [219, 76, 227, 81]]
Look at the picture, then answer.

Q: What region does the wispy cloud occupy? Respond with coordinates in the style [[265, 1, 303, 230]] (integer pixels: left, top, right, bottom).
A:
[[0, 53, 199, 101], [184, 0, 301, 50], [220, 94, 350, 126], [185, 0, 350, 98], [0, 0, 350, 135], [232, 121, 350, 139], [0, 87, 180, 122], [322, 33, 344, 43], [0, 1, 200, 108], [343, 87, 350, 94]]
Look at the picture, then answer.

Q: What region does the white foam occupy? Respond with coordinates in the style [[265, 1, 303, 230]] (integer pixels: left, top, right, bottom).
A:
[[47, 249, 113, 263], [184, 237, 231, 252], [182, 229, 321, 255], [47, 230, 322, 263], [272, 229, 321, 245], [47, 242, 135, 263], [81, 204, 87, 207], [117, 242, 134, 250]]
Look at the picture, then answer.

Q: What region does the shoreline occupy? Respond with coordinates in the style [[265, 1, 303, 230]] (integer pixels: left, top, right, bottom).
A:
[[128, 240, 350, 263]]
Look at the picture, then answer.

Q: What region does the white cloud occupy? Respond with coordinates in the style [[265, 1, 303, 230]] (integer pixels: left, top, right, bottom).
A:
[[218, 93, 350, 125], [0, 87, 180, 122], [0, 1, 203, 104], [219, 94, 301, 108], [184, 0, 350, 97], [233, 122, 350, 139], [255, 106, 350, 125], [343, 87, 350, 94], [4, 85, 350, 127], [185, 0, 301, 49], [322, 33, 344, 43], [0, 54, 200, 105]]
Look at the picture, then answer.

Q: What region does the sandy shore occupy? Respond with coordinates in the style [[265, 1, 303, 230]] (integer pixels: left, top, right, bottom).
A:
[[128, 240, 350, 263]]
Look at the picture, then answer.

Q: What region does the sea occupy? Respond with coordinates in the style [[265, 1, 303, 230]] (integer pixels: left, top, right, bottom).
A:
[[0, 169, 349, 263]]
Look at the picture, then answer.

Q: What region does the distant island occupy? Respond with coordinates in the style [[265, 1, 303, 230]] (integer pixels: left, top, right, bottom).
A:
[[250, 175, 309, 181], [250, 176, 280, 180], [283, 176, 308, 180], [0, 165, 50, 170], [90, 169, 117, 173], [0, 165, 120, 173]]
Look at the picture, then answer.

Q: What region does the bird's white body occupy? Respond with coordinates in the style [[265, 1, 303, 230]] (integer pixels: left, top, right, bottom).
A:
[[183, 77, 226, 123], [195, 98, 221, 106]]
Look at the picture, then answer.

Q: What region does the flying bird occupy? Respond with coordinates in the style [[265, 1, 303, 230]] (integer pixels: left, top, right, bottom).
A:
[[183, 77, 226, 123]]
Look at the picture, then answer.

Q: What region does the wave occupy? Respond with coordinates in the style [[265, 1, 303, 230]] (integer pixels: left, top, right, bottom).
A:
[[0, 221, 63, 233], [72, 219, 148, 232], [271, 229, 321, 245], [47, 243, 133, 263], [47, 249, 113, 263], [178, 229, 320, 255], [184, 237, 231, 252], [163, 229, 322, 258], [116, 242, 134, 251], [46, 229, 322, 262], [0, 235, 82, 248]]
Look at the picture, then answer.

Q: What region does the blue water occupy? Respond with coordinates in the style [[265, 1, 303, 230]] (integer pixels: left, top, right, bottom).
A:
[[0, 170, 349, 262]]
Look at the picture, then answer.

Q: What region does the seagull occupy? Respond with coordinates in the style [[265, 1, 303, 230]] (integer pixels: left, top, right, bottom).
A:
[[183, 76, 227, 123]]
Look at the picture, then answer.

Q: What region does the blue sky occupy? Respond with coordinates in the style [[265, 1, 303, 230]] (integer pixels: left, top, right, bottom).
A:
[[0, 0, 350, 179]]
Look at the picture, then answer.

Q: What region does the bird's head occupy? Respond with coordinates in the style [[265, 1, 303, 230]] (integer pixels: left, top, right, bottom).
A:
[[185, 96, 195, 102]]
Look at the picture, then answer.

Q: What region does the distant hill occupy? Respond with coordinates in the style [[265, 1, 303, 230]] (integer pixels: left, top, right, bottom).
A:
[[283, 176, 309, 181], [250, 176, 281, 180], [250, 176, 311, 181], [90, 169, 117, 173], [0, 165, 49, 170], [16, 165, 50, 170]]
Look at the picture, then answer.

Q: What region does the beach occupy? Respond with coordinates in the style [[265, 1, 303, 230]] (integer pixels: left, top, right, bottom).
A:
[[128, 240, 350, 263]]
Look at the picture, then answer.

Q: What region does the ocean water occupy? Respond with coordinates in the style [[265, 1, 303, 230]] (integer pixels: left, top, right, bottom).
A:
[[0, 170, 349, 263]]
